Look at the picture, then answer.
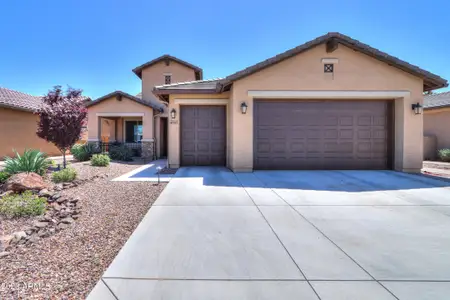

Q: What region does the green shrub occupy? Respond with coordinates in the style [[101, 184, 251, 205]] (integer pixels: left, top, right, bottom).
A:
[[71, 143, 99, 161], [108, 145, 133, 161], [438, 149, 450, 162], [47, 159, 57, 167], [0, 171, 11, 183], [52, 167, 77, 183], [91, 154, 110, 167], [4, 149, 49, 176], [0, 191, 47, 217]]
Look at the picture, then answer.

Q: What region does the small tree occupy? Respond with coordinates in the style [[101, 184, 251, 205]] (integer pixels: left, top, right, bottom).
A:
[[36, 86, 88, 168]]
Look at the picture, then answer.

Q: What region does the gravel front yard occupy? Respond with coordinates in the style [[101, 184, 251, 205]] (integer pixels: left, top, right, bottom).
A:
[[0, 161, 166, 299]]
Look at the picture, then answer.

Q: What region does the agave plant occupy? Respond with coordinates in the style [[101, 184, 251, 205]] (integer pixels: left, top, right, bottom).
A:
[[4, 149, 49, 176]]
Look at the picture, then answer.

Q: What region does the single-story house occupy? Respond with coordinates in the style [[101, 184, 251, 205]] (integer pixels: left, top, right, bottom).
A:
[[423, 91, 450, 160], [0, 87, 89, 159], [86, 32, 447, 172]]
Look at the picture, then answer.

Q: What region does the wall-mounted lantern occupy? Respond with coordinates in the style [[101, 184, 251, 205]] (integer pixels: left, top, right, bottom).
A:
[[170, 108, 177, 119], [240, 102, 248, 114], [411, 103, 423, 115]]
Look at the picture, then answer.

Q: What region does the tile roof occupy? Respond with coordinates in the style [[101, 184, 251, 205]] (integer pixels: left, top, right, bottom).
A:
[[132, 55, 203, 80], [424, 91, 450, 110], [223, 32, 447, 92], [86, 91, 163, 112], [0, 87, 42, 111]]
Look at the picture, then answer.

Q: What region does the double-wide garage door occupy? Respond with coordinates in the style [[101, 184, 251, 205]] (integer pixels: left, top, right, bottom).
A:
[[180, 106, 226, 166], [254, 100, 392, 170]]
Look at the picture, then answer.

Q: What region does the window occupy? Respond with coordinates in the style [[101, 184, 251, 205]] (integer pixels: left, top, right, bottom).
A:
[[125, 121, 143, 143], [165, 75, 171, 84]]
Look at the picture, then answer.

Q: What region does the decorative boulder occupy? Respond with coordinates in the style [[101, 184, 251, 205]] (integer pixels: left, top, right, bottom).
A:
[[5, 172, 47, 193]]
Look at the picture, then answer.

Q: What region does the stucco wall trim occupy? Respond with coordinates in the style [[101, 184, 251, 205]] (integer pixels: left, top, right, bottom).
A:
[[174, 99, 229, 105], [322, 58, 339, 64], [247, 90, 411, 99], [96, 112, 145, 117]]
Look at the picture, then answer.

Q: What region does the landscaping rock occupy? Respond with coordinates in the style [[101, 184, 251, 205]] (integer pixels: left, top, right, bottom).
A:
[[0, 235, 13, 251], [38, 231, 50, 238], [69, 197, 80, 203], [51, 203, 62, 211], [51, 192, 62, 200], [28, 235, 40, 244], [34, 221, 49, 229], [0, 251, 10, 259], [61, 217, 74, 224], [39, 189, 54, 198], [5, 172, 47, 193], [12, 231, 27, 243], [56, 197, 68, 204], [0, 190, 14, 198], [57, 223, 69, 230]]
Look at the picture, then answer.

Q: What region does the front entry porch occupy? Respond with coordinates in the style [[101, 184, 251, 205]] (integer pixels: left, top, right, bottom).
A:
[[89, 113, 155, 159]]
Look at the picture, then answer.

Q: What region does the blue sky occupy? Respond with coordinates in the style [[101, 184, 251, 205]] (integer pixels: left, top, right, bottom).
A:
[[1, 0, 449, 99]]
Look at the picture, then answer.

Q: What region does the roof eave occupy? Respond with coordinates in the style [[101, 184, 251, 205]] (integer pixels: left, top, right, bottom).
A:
[[0, 102, 36, 113], [424, 104, 450, 111], [87, 91, 163, 112], [153, 88, 219, 95]]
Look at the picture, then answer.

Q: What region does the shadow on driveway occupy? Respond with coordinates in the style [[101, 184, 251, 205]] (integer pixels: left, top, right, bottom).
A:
[[172, 167, 450, 192]]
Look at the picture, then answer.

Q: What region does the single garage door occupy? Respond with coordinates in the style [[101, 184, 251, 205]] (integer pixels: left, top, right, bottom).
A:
[[181, 105, 226, 166], [254, 100, 392, 170]]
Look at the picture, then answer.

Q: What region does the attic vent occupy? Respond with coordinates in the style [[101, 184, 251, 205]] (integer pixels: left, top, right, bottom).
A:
[[324, 64, 334, 73]]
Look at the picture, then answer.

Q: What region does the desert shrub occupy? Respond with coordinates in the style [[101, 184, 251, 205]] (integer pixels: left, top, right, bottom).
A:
[[108, 145, 133, 161], [52, 167, 77, 183], [47, 159, 57, 167], [0, 191, 47, 217], [438, 149, 450, 162], [4, 149, 49, 176], [0, 171, 11, 183], [91, 154, 110, 167], [71, 143, 99, 161]]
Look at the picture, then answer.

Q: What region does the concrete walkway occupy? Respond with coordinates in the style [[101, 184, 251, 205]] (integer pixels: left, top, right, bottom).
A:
[[88, 168, 450, 300], [112, 159, 174, 182]]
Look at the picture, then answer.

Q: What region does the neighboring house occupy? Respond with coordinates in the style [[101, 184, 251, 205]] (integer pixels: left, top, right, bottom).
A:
[[423, 91, 450, 160], [0, 87, 89, 159], [0, 87, 61, 158], [86, 32, 447, 172]]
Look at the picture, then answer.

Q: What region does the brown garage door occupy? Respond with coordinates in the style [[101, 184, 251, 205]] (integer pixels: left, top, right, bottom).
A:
[[181, 105, 226, 166], [254, 100, 392, 170]]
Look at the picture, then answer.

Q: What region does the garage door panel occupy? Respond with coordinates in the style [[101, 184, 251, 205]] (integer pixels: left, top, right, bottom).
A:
[[181, 106, 226, 166], [339, 116, 353, 126], [254, 100, 391, 170]]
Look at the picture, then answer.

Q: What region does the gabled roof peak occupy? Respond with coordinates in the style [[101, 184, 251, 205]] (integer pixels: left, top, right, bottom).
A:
[[132, 54, 203, 80]]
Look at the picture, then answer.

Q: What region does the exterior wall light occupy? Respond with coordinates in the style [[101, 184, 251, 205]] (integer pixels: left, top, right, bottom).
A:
[[170, 108, 176, 119], [411, 103, 423, 115], [240, 102, 248, 114]]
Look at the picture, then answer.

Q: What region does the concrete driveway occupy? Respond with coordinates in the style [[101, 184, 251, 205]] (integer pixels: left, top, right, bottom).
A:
[[88, 168, 450, 300]]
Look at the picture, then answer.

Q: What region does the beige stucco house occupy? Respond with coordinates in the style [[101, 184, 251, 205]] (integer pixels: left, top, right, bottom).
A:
[[86, 32, 447, 172], [423, 92, 450, 160]]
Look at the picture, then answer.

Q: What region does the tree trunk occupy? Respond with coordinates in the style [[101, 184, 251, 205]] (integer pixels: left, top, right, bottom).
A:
[[62, 149, 67, 169]]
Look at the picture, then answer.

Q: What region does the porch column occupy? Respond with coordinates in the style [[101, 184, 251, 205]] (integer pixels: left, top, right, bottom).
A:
[[141, 113, 154, 159], [86, 115, 101, 147]]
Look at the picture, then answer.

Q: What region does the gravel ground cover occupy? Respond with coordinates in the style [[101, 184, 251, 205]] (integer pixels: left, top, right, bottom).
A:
[[0, 160, 166, 299]]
